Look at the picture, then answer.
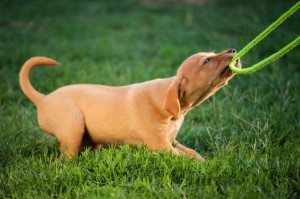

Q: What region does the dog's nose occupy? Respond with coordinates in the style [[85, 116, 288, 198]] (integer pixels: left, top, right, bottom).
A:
[[228, 48, 236, 53]]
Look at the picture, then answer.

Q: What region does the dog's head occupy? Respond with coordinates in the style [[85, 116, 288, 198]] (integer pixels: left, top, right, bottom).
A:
[[164, 49, 241, 118]]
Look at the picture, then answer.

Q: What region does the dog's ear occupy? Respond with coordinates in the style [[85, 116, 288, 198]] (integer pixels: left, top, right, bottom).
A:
[[163, 76, 187, 118]]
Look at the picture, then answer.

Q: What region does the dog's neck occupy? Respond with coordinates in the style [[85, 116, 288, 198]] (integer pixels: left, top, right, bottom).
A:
[[178, 84, 224, 115]]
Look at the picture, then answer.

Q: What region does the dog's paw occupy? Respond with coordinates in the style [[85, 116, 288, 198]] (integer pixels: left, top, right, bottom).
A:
[[185, 149, 205, 161], [193, 152, 206, 161]]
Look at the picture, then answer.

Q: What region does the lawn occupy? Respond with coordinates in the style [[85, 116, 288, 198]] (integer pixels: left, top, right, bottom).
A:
[[0, 0, 299, 198]]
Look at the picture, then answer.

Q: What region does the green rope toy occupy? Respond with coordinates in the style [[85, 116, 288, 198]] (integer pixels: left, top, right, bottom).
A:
[[229, 1, 300, 74]]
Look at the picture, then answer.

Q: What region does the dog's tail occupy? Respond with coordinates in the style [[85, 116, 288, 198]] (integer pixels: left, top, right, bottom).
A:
[[19, 56, 59, 105]]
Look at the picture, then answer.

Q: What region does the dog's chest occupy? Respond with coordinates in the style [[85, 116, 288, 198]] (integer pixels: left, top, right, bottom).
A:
[[168, 116, 184, 142]]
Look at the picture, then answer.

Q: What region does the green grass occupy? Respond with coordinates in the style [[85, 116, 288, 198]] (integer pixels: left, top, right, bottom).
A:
[[1, 0, 300, 198]]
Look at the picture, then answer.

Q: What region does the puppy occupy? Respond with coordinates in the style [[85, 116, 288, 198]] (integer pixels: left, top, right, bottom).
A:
[[20, 49, 241, 160]]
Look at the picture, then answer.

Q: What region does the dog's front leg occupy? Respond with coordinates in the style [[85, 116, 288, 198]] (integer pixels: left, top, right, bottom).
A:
[[145, 139, 180, 156], [174, 141, 205, 161]]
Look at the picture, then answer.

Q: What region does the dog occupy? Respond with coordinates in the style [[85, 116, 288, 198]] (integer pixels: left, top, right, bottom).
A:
[[19, 49, 241, 160]]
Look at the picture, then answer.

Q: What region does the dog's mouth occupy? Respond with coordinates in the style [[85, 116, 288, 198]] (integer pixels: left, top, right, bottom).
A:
[[220, 59, 241, 78]]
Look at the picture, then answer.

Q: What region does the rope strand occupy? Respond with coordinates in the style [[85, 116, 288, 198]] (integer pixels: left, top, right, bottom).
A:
[[229, 1, 300, 74]]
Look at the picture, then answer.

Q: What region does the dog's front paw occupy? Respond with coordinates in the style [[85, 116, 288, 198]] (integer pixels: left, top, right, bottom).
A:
[[193, 152, 205, 161], [186, 149, 205, 161]]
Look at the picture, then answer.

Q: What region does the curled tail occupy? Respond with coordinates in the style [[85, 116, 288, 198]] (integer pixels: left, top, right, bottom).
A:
[[19, 56, 59, 105]]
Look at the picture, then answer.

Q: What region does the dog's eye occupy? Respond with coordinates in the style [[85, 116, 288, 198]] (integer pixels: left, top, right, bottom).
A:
[[204, 58, 210, 64]]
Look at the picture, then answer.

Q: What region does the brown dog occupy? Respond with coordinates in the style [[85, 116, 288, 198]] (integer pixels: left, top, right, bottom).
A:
[[19, 49, 241, 160]]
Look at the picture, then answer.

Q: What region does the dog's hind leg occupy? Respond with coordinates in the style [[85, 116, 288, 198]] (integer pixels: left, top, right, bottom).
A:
[[80, 132, 102, 152], [42, 106, 86, 160], [92, 144, 102, 152], [59, 120, 85, 159]]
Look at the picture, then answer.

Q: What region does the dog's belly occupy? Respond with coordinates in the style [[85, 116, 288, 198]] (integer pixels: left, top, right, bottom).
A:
[[76, 87, 144, 145], [84, 114, 144, 146], [87, 133, 144, 146]]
